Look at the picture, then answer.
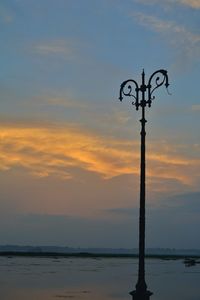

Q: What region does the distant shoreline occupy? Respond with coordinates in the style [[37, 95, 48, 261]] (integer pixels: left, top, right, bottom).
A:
[[1, 252, 200, 259]]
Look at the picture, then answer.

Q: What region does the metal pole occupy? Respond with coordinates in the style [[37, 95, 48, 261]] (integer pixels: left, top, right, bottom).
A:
[[119, 69, 170, 300], [130, 71, 152, 300], [137, 104, 147, 292], [137, 71, 147, 292]]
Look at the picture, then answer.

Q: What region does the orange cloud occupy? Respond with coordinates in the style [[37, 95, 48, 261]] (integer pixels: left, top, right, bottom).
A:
[[0, 123, 199, 189], [137, 0, 200, 9], [191, 104, 200, 111], [0, 124, 137, 179], [179, 0, 200, 9]]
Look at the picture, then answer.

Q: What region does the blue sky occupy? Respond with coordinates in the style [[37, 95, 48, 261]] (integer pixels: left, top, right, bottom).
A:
[[0, 0, 200, 248]]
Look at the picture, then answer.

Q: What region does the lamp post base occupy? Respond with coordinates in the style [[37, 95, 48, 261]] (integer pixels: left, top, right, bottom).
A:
[[130, 289, 153, 300]]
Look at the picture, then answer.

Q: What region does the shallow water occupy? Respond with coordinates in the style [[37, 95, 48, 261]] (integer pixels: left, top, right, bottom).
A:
[[0, 256, 199, 300]]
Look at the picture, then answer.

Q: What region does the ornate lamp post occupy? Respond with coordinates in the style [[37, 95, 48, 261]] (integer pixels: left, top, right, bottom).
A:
[[119, 69, 170, 300]]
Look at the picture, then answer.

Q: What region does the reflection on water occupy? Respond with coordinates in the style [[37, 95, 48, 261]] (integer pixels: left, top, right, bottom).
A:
[[0, 257, 199, 300]]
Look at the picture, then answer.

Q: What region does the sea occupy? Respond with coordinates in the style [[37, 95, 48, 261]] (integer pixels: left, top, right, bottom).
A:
[[0, 256, 199, 300]]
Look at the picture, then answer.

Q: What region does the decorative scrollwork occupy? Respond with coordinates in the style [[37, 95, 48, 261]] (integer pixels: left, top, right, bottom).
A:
[[119, 79, 139, 109], [119, 69, 170, 110], [147, 69, 169, 101]]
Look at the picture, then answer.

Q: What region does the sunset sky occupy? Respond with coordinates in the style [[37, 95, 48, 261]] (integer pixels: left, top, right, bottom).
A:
[[1, 0, 200, 249]]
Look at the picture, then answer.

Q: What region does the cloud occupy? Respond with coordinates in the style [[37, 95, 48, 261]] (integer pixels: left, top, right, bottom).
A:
[[136, 0, 200, 9], [104, 191, 200, 218], [0, 5, 13, 23], [147, 190, 200, 248], [179, 0, 200, 8], [0, 122, 199, 189], [131, 12, 200, 68], [27, 190, 198, 248], [32, 39, 76, 59], [191, 104, 200, 111], [132, 12, 199, 44], [167, 191, 200, 211], [0, 122, 137, 180], [104, 207, 138, 216], [36, 95, 88, 110], [0, 212, 139, 247]]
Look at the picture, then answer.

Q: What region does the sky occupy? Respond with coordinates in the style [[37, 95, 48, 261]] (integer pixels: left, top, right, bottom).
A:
[[0, 0, 200, 249]]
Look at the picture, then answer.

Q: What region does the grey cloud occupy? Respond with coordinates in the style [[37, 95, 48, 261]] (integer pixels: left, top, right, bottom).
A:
[[0, 191, 200, 249], [31, 39, 77, 60], [155, 191, 200, 213], [102, 191, 200, 248], [0, 3, 13, 23], [103, 207, 138, 216], [131, 11, 200, 70], [0, 213, 138, 248]]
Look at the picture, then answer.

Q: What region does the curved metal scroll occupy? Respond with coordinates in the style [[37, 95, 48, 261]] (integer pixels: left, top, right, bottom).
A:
[[147, 69, 169, 103], [119, 79, 139, 109]]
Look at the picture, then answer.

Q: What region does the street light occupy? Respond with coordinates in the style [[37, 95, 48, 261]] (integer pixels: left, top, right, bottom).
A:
[[119, 69, 170, 300]]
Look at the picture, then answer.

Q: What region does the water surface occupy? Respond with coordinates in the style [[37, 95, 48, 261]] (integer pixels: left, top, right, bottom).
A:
[[0, 256, 199, 300]]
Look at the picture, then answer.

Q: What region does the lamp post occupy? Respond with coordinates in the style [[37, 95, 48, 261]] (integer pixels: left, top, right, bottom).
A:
[[119, 69, 169, 300]]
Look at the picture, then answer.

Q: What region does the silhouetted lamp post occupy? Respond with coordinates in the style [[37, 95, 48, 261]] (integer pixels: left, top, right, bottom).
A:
[[119, 69, 169, 300]]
